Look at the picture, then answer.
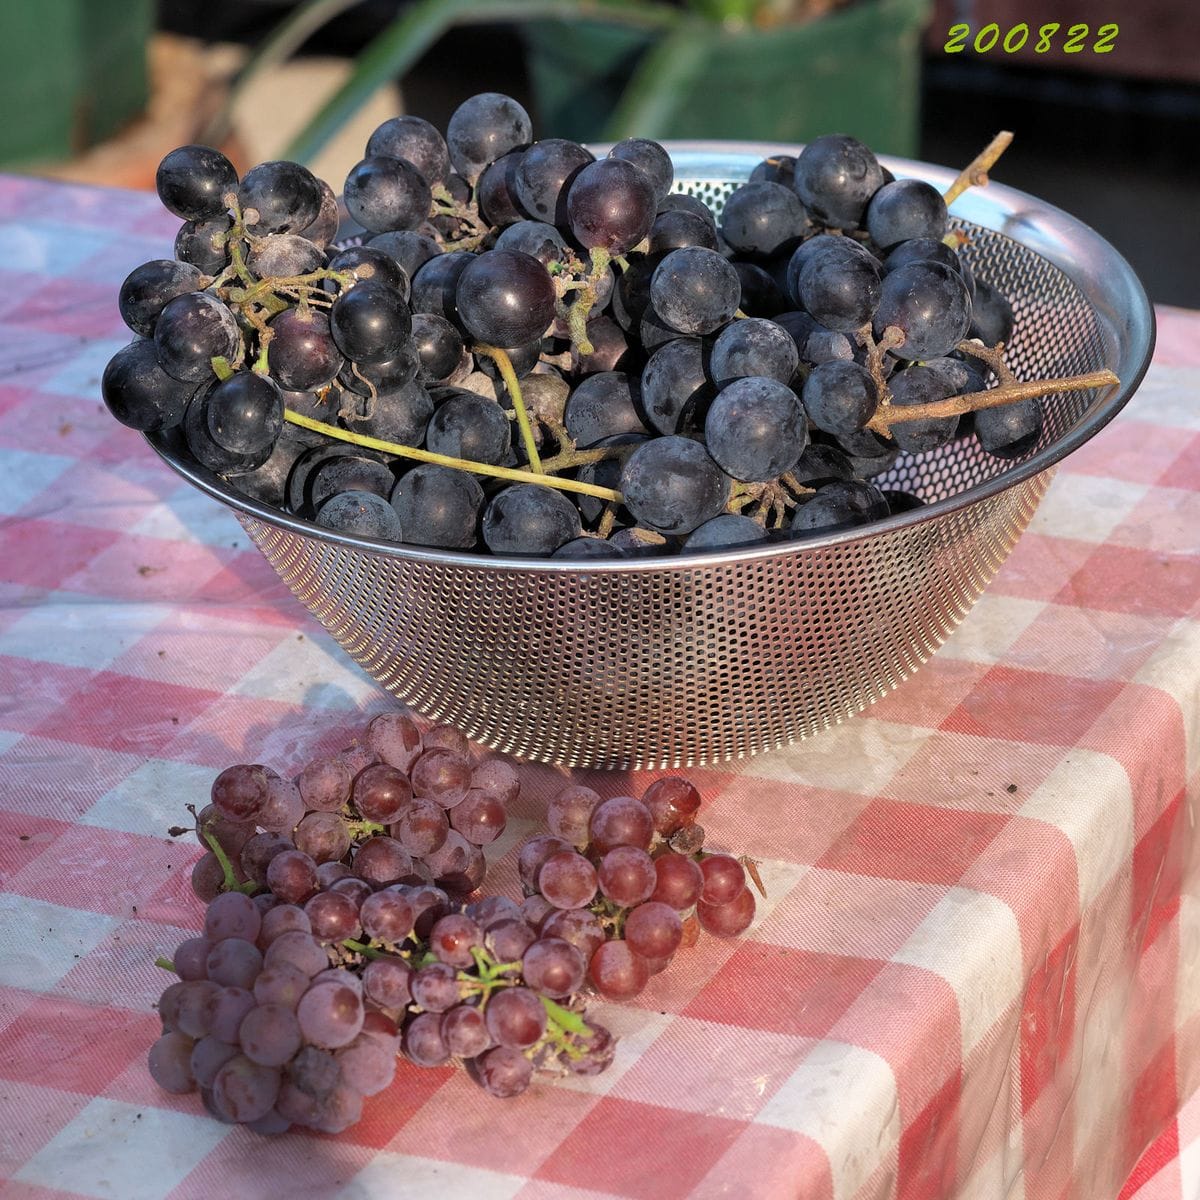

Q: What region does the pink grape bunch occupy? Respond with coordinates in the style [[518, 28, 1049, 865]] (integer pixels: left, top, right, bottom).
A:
[[519, 777, 759, 1001], [190, 710, 515, 904]]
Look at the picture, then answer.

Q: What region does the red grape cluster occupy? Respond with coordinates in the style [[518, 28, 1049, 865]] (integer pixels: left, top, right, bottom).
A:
[[522, 778, 756, 1001], [151, 711, 755, 1133]]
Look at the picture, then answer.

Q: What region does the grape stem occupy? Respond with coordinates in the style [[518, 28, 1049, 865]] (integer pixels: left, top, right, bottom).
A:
[[201, 830, 258, 895], [282, 408, 624, 502], [154, 957, 178, 974], [342, 938, 404, 962], [540, 995, 590, 1036], [565, 248, 611, 356], [855, 323, 906, 404], [475, 345, 543, 473], [429, 182, 490, 248], [943, 131, 1014, 207]]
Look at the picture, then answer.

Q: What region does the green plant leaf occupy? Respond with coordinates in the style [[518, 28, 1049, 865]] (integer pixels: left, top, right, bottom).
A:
[[283, 0, 684, 166]]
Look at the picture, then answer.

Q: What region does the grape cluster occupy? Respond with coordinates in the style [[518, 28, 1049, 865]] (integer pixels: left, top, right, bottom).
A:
[[190, 711, 513, 904], [523, 778, 756, 1000], [105, 95, 1055, 558], [151, 711, 756, 1131]]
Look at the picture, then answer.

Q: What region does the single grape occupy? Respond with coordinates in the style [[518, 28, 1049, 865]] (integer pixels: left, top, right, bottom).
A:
[[410, 961, 461, 1013], [353, 836, 414, 887], [247, 233, 325, 279], [410, 312, 464, 385], [156, 145, 237, 220], [119, 259, 204, 338], [733, 261, 787, 318], [289, 1044, 341, 1100], [204, 371, 284, 457], [792, 134, 885, 229], [563, 371, 647, 448], [639, 337, 712, 436], [363, 957, 413, 1009], [315, 490, 403, 540], [642, 777, 702, 836], [865, 178, 947, 249], [205, 891, 262, 943], [429, 913, 484, 968], [650, 247, 741, 336], [101, 339, 196, 433], [404, 1010, 452, 1067], [266, 849, 320, 905], [470, 757, 519, 804], [567, 159, 657, 255], [410, 749, 472, 809], [541, 909, 606, 961], [154, 291, 240, 383], [697, 886, 756, 937], [542, 785, 599, 851], [553, 537, 626, 559], [790, 478, 889, 535], [329, 280, 412, 364], [212, 1054, 281, 1122], [625, 901, 683, 960], [410, 250, 473, 324], [698, 854, 746, 905], [235, 831, 288, 888], [366, 711, 424, 772], [239, 161, 323, 235], [649, 208, 720, 255], [597, 845, 657, 906], [975, 397, 1043, 459], [366, 114, 450, 183], [681, 513, 767, 552], [172, 936, 211, 982], [538, 850, 598, 909], [750, 153, 798, 187], [513, 138, 593, 223], [330, 876, 373, 909], [296, 981, 364, 1050], [449, 789, 507, 845], [195, 804, 254, 857], [305, 890, 362, 942], [590, 795, 654, 853], [258, 905, 311, 948], [517, 835, 573, 894], [589, 940, 649, 1000], [440, 1004, 492, 1058], [257, 777, 304, 836], [267, 309, 343, 392], [175, 215, 231, 274], [336, 1033, 397, 1096], [424, 390, 511, 465], [802, 360, 880, 437], [293, 811, 351, 864], [344, 155, 432, 233], [148, 1031, 196, 1094], [795, 246, 881, 334], [650, 852, 705, 909], [874, 261, 973, 361], [521, 894, 555, 931], [455, 249, 556, 348], [205, 938, 263, 990], [704, 375, 808, 482], [264, 930, 329, 978], [709, 318, 798, 388], [522, 937, 586, 999], [298, 179, 340, 249], [353, 764, 413, 824], [485, 986, 546, 1049], [721, 181, 808, 257], [238, 1004, 302, 1068], [494, 219, 569, 266], [886, 363, 959, 453], [620, 436, 729, 536], [390, 796, 450, 857], [608, 137, 673, 204], [969, 278, 1015, 347], [482, 485, 581, 556], [360, 888, 414, 944], [445, 92, 533, 182]]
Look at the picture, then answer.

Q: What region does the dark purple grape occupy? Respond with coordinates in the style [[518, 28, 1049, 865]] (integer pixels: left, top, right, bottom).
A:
[[368, 231, 442, 281], [205, 891, 262, 944], [790, 479, 889, 536], [101, 339, 196, 432], [865, 179, 947, 249], [657, 193, 716, 226], [721, 181, 808, 257], [342, 380, 432, 448], [156, 145, 237, 220], [608, 137, 673, 205], [455, 250, 555, 348], [802, 360, 880, 437], [366, 115, 450, 183], [183, 389, 268, 473], [514, 138, 594, 224], [886, 363, 958, 452], [968, 278, 1015, 347], [796, 247, 881, 334], [247, 233, 325, 279], [204, 371, 283, 457], [650, 247, 740, 336], [882, 236, 971, 289], [175, 215, 232, 274], [648, 208, 720, 255], [328, 245, 410, 301], [205, 938, 262, 989], [709, 317, 798, 387], [874, 261, 973, 361], [298, 179, 339, 249], [343, 155, 432, 234], [792, 134, 885, 230], [425, 390, 511, 465], [471, 148, 522, 227], [620, 436, 729, 536], [119, 259, 205, 337], [330, 875, 372, 908], [563, 371, 647, 448], [211, 764, 271, 823], [639, 337, 712, 436], [553, 537, 627, 560], [315, 491, 403, 539], [704, 375, 807, 482], [266, 309, 343, 392], [567, 159, 657, 255], [975, 398, 1043, 459], [482, 484, 581, 555], [266, 849, 319, 905], [329, 280, 412, 364], [446, 92, 533, 182], [154, 292, 239, 382], [410, 313, 464, 384], [733, 261, 787, 318], [682, 514, 768, 551], [388, 464, 482, 550], [239, 161, 322, 236], [410, 250, 473, 324], [750, 154, 797, 188], [494, 220, 568, 266]]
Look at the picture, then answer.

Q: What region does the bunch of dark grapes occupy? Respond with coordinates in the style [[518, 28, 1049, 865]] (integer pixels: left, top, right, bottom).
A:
[[190, 711, 513, 904], [151, 711, 756, 1132], [105, 95, 1072, 558], [522, 778, 756, 1000]]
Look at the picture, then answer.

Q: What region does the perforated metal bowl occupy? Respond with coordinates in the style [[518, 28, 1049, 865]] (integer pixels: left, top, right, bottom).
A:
[[147, 143, 1155, 770]]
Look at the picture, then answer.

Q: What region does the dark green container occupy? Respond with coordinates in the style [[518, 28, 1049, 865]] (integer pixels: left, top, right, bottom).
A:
[[0, 0, 152, 166], [522, 0, 931, 156]]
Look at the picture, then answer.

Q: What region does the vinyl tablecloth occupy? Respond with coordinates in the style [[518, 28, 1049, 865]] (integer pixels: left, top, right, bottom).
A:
[[0, 176, 1198, 1200]]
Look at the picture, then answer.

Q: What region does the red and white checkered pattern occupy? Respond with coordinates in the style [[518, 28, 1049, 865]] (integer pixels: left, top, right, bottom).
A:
[[0, 175, 1197, 1199]]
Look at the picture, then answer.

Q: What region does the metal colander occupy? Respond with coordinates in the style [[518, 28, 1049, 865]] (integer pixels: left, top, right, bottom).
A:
[[148, 144, 1155, 770]]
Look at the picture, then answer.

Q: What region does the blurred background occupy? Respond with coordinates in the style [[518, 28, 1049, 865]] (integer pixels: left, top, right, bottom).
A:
[[3, 0, 1196, 303]]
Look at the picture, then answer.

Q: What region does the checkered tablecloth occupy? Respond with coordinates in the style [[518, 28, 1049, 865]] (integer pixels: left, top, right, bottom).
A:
[[0, 174, 1197, 1200]]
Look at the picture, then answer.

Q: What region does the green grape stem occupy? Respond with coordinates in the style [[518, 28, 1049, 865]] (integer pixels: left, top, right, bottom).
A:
[[201, 830, 258, 895], [476, 345, 543, 473], [154, 957, 178, 974]]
